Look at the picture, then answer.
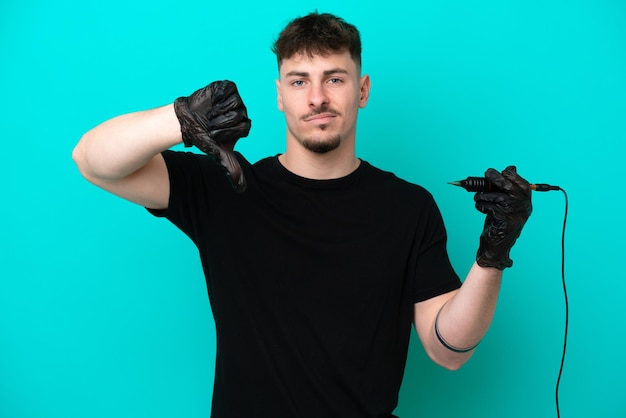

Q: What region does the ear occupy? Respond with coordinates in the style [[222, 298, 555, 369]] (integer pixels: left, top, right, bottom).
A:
[[276, 79, 284, 112], [358, 74, 371, 108]]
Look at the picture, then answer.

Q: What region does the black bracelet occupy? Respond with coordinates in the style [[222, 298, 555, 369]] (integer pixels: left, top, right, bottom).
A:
[[434, 305, 480, 353]]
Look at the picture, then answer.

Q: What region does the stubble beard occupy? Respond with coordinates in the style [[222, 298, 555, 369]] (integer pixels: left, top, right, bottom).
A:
[[298, 106, 342, 154], [301, 128, 341, 154]]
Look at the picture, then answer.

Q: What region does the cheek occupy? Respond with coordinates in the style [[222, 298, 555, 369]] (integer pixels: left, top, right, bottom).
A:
[[279, 91, 297, 113], [280, 96, 301, 119], [280, 101, 299, 126], [342, 97, 360, 118]]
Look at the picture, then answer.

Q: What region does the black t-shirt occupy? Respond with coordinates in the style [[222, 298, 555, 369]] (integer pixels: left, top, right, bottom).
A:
[[149, 151, 461, 418]]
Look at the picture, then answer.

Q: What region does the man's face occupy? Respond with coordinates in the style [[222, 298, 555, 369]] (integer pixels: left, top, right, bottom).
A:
[[276, 50, 370, 154]]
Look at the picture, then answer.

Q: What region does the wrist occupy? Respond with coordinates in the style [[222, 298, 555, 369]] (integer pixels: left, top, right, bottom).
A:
[[476, 241, 513, 270], [476, 256, 512, 270], [151, 103, 184, 148], [470, 261, 504, 285], [172, 98, 195, 147]]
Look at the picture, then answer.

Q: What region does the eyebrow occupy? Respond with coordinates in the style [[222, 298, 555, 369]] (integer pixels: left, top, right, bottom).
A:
[[284, 68, 349, 78]]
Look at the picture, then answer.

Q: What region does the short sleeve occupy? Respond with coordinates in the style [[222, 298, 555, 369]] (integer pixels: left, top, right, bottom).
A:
[[146, 150, 236, 244], [412, 196, 462, 303]]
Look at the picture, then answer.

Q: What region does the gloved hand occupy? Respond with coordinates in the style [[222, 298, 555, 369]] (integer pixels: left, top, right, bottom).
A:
[[474, 166, 532, 270], [174, 80, 252, 191]]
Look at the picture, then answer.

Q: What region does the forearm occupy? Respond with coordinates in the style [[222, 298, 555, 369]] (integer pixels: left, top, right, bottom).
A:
[[420, 167, 531, 370], [427, 262, 502, 369], [73, 104, 182, 181]]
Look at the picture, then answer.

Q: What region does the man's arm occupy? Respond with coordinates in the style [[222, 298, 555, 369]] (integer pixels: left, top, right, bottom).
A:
[[72, 104, 180, 209], [414, 263, 502, 370], [73, 80, 252, 207], [414, 166, 532, 370]]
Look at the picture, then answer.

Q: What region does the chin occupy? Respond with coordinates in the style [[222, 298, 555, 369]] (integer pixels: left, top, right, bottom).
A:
[[301, 135, 341, 154]]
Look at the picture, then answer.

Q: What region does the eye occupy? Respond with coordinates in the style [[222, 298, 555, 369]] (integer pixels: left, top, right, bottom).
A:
[[291, 80, 305, 87], [328, 78, 343, 85]]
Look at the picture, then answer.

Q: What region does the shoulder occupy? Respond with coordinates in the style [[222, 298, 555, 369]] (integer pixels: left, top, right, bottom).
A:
[[250, 155, 277, 171], [161, 149, 219, 169], [360, 161, 434, 203], [162, 150, 254, 176]]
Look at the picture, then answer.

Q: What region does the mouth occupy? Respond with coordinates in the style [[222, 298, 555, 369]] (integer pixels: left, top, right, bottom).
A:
[[302, 108, 341, 124], [304, 113, 337, 124]]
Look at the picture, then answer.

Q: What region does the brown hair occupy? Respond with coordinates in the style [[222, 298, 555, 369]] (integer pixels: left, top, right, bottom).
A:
[[272, 12, 362, 70]]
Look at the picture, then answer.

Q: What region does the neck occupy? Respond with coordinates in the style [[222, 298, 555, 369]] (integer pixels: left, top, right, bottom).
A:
[[278, 143, 360, 180]]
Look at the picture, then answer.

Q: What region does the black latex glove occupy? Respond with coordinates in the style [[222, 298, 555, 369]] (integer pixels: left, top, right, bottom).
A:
[[474, 166, 532, 270], [174, 80, 252, 191]]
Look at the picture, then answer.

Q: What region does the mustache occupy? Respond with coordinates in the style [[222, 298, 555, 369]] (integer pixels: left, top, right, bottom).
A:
[[301, 106, 341, 120]]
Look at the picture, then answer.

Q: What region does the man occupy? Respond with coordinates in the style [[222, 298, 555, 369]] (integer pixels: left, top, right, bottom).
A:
[[72, 12, 531, 418]]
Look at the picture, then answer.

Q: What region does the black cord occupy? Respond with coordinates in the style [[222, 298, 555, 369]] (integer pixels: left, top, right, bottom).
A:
[[454, 179, 569, 415], [555, 187, 569, 418]]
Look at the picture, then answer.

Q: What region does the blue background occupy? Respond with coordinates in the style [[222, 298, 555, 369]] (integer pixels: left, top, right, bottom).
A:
[[2, 1, 625, 417]]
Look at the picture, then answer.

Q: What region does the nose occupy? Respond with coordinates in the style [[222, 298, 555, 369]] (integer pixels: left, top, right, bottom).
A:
[[308, 82, 329, 108]]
